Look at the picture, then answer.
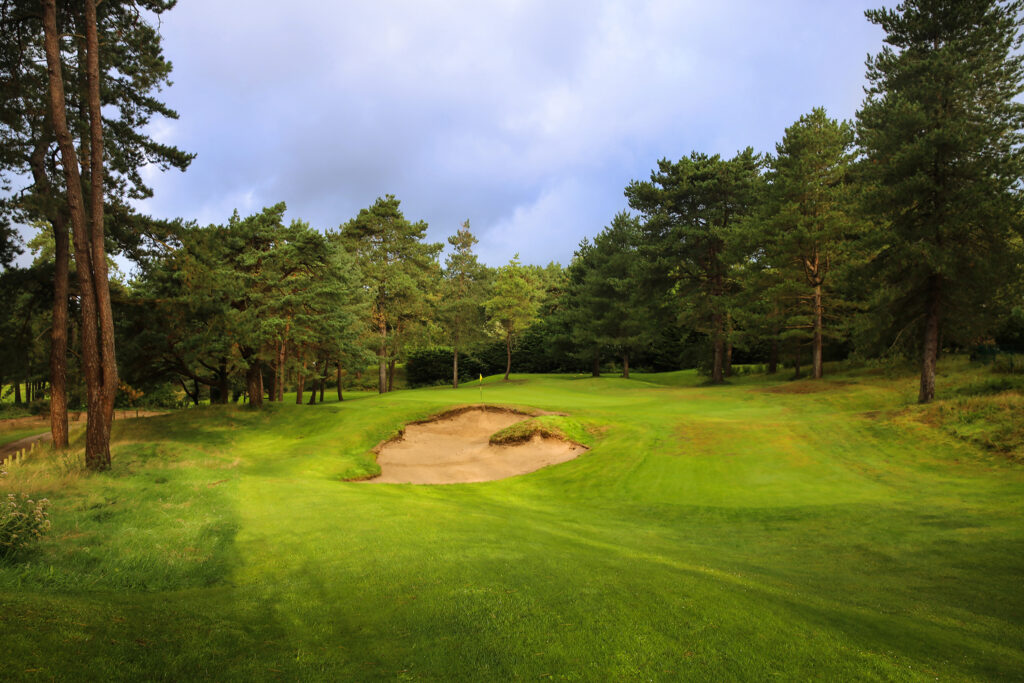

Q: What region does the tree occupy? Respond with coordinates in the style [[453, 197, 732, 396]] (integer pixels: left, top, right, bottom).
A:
[[1, 0, 190, 463], [758, 108, 856, 379], [438, 221, 487, 388], [857, 0, 1024, 403], [626, 149, 763, 383], [563, 237, 604, 376], [340, 196, 441, 394], [564, 214, 652, 378], [485, 255, 542, 381]]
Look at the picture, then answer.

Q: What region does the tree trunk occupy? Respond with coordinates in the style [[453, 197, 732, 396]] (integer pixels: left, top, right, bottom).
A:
[[336, 363, 343, 402], [711, 312, 724, 383], [29, 133, 69, 447], [43, 0, 116, 470], [266, 358, 277, 402], [318, 365, 325, 403], [192, 378, 200, 406], [246, 364, 263, 407], [711, 339, 724, 384], [918, 277, 942, 404], [622, 352, 630, 379], [296, 357, 305, 404], [217, 360, 229, 404], [768, 339, 779, 375], [453, 347, 459, 389], [724, 313, 734, 378], [277, 341, 286, 401], [793, 347, 803, 379], [378, 327, 387, 394], [387, 359, 396, 392], [308, 373, 317, 404], [592, 353, 600, 377], [14, 381, 21, 405], [812, 284, 824, 379], [504, 333, 512, 380]]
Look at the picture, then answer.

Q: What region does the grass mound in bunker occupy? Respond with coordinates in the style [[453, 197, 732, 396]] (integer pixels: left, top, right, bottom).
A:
[[365, 406, 586, 484]]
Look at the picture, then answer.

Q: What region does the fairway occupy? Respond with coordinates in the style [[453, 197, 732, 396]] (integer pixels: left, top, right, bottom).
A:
[[1, 370, 1022, 680]]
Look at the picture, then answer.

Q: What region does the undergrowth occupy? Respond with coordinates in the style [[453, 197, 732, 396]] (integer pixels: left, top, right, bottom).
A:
[[909, 392, 1024, 459]]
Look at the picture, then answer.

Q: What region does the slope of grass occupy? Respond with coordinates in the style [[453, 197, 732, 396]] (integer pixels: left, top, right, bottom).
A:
[[1, 367, 1022, 680]]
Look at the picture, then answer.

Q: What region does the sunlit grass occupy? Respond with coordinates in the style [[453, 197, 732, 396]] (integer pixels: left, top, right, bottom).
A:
[[1, 364, 1022, 680]]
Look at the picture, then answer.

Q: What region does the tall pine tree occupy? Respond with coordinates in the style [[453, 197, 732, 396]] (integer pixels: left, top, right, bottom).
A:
[[857, 0, 1024, 402]]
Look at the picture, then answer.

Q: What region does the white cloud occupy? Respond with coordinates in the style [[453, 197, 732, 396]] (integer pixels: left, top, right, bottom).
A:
[[130, 0, 885, 266]]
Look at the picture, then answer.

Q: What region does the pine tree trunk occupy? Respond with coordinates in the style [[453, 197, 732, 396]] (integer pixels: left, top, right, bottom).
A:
[[724, 313, 734, 378], [217, 360, 229, 404], [918, 277, 942, 404], [378, 324, 387, 394], [622, 352, 630, 379], [296, 357, 305, 404], [246, 363, 263, 408], [30, 135, 69, 447], [14, 381, 21, 405], [768, 339, 779, 374], [453, 347, 459, 389], [504, 334, 512, 381], [711, 339, 724, 384], [711, 311, 725, 383], [318, 368, 325, 403], [813, 284, 824, 379], [793, 347, 803, 379], [266, 358, 277, 402], [43, 0, 116, 470], [336, 363, 343, 402], [308, 375, 317, 404], [277, 341, 286, 401], [388, 359, 396, 392]]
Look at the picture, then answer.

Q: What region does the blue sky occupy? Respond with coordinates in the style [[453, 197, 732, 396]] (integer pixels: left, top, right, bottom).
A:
[[129, 0, 885, 267]]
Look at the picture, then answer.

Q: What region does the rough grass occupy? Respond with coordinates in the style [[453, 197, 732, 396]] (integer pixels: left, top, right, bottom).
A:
[[0, 365, 1022, 680], [488, 414, 591, 447]]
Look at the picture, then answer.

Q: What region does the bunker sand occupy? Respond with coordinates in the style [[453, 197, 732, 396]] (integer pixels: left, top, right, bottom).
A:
[[366, 407, 584, 484]]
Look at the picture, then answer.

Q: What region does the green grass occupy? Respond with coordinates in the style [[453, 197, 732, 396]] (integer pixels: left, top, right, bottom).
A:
[[1, 365, 1023, 680]]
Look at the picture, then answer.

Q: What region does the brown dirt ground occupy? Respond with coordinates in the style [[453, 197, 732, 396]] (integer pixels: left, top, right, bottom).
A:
[[363, 407, 585, 485]]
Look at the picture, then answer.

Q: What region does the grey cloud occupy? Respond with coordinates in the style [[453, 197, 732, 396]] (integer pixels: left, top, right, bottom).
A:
[[133, 0, 884, 266]]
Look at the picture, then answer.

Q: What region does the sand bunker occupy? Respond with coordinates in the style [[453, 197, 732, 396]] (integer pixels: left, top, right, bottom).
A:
[[365, 407, 585, 484]]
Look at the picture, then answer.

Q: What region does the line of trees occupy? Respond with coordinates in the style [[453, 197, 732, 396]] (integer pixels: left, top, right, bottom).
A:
[[0, 0, 1022, 472]]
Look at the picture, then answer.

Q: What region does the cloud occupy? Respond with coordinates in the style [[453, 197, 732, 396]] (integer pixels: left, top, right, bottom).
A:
[[130, 0, 885, 266]]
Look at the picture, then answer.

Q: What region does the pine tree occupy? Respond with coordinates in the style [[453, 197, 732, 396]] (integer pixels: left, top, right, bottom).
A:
[[439, 221, 487, 388], [857, 0, 1024, 402], [758, 108, 857, 379], [485, 255, 542, 381], [340, 196, 442, 393], [626, 149, 763, 383]]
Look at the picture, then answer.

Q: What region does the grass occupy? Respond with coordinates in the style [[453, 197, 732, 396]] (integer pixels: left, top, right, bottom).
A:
[[0, 363, 1022, 680]]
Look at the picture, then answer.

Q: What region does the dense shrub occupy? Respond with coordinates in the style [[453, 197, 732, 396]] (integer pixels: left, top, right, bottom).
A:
[[0, 492, 51, 560]]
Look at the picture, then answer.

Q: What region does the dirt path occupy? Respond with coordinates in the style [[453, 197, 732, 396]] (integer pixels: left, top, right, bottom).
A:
[[0, 410, 167, 461], [364, 407, 585, 484], [0, 432, 52, 460]]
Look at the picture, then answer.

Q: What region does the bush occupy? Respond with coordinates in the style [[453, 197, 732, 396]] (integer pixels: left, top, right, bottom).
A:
[[0, 492, 51, 561]]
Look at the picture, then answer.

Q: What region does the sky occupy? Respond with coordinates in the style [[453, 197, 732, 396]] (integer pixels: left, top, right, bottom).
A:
[[125, 0, 886, 267]]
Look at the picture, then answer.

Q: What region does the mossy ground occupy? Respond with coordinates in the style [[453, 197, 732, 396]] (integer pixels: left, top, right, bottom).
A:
[[1, 361, 1022, 680]]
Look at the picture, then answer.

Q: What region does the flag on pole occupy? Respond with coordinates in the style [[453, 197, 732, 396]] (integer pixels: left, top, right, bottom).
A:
[[479, 373, 483, 403]]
